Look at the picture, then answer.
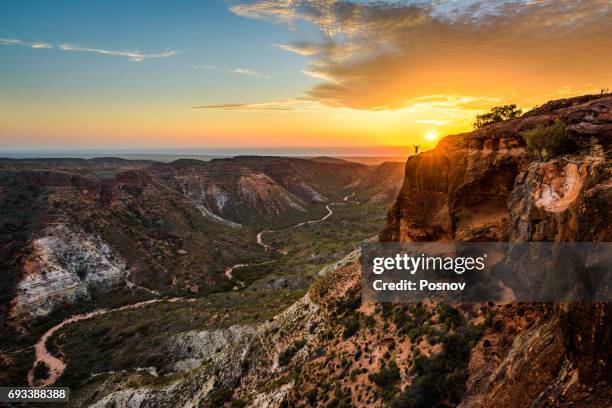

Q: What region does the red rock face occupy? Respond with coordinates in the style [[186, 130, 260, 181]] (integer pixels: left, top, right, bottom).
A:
[[380, 94, 612, 406], [380, 135, 526, 242], [381, 94, 611, 243]]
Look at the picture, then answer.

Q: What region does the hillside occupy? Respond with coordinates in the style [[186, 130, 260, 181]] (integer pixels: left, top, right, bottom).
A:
[[0, 155, 404, 389], [59, 93, 612, 407], [152, 156, 372, 228]]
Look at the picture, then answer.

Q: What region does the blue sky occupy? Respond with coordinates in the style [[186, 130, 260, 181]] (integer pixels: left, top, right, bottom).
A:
[[0, 0, 610, 151], [0, 0, 315, 107]]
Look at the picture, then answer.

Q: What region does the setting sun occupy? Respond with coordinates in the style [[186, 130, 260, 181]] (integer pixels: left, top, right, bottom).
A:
[[425, 130, 439, 141]]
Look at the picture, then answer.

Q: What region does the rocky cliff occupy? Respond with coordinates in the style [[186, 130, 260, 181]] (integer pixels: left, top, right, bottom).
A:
[[381, 93, 611, 243], [380, 93, 612, 407]]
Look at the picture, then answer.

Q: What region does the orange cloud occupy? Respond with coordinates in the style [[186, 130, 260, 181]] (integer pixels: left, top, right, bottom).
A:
[[234, 0, 612, 110]]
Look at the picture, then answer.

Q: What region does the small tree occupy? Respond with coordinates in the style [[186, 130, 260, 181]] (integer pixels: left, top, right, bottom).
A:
[[523, 119, 567, 161], [474, 104, 523, 128], [32, 361, 50, 381]]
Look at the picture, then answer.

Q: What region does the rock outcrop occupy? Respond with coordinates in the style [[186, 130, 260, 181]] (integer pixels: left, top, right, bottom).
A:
[[11, 225, 127, 320], [381, 93, 612, 407], [381, 93, 611, 243]]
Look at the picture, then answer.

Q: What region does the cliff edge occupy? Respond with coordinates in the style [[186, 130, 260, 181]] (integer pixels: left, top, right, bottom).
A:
[[381, 93, 611, 407]]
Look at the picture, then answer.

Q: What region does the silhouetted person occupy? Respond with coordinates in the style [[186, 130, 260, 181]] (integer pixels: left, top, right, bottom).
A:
[[412, 144, 421, 154]]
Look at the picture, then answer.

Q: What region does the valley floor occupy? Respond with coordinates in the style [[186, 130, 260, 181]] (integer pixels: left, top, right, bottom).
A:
[[2, 191, 391, 405]]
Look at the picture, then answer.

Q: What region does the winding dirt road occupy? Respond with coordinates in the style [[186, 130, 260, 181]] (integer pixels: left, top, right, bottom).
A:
[[255, 192, 357, 251], [29, 192, 358, 387], [28, 297, 193, 387], [224, 260, 274, 288], [229, 193, 356, 286]]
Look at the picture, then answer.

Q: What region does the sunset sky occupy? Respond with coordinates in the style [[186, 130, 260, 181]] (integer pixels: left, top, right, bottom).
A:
[[1, 0, 611, 153]]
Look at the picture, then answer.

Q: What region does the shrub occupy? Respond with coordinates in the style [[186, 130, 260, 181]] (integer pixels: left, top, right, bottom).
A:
[[393, 308, 412, 330], [437, 304, 465, 330], [343, 314, 360, 339], [210, 386, 234, 406], [328, 383, 352, 408], [305, 389, 318, 406], [32, 361, 50, 381], [278, 339, 307, 366], [524, 119, 568, 160], [474, 104, 522, 128], [372, 360, 401, 392], [230, 400, 247, 408], [363, 315, 376, 328], [240, 358, 250, 373]]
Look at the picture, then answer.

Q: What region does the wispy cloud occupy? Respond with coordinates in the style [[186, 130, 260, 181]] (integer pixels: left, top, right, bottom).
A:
[[58, 43, 175, 62], [301, 69, 336, 81], [195, 64, 268, 78], [193, 98, 318, 111], [0, 37, 176, 62], [0, 38, 53, 49], [272, 42, 318, 56]]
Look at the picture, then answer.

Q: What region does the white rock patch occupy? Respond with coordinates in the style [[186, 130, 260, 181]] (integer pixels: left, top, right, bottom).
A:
[[13, 225, 127, 320]]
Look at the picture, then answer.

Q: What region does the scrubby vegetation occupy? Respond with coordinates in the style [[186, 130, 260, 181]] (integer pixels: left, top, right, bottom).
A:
[[53, 287, 305, 388], [32, 361, 50, 381], [473, 104, 523, 128], [342, 314, 360, 339], [524, 119, 570, 160], [370, 360, 401, 400], [279, 339, 307, 366], [391, 317, 484, 408], [241, 201, 388, 288]]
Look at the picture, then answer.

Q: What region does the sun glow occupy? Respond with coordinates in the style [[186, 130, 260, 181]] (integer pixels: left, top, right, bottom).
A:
[[425, 129, 438, 141]]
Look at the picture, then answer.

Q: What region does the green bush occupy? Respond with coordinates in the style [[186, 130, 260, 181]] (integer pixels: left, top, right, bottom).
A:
[[32, 361, 50, 381], [278, 339, 307, 366], [437, 304, 465, 330], [327, 384, 353, 408], [393, 323, 485, 408], [524, 119, 568, 160], [474, 104, 522, 128], [305, 389, 318, 406], [210, 386, 234, 406], [230, 400, 247, 408], [371, 359, 401, 396], [343, 314, 360, 339]]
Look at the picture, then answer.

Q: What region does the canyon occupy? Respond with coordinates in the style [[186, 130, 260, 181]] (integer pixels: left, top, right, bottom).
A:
[[0, 154, 404, 393], [0, 93, 610, 407]]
